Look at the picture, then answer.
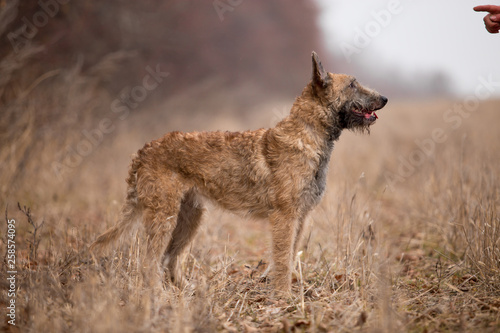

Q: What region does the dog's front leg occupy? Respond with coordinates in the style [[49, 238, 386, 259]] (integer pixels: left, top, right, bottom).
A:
[[269, 210, 296, 296]]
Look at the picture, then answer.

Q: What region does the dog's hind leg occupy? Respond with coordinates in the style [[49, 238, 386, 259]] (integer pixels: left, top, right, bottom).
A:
[[162, 188, 204, 284], [143, 207, 178, 264], [137, 171, 187, 276]]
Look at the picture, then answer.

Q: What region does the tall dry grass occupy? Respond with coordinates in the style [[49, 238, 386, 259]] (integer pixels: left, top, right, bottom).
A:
[[2, 90, 499, 332]]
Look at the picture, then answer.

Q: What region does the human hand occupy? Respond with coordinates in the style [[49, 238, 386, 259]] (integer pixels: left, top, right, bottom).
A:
[[474, 5, 500, 33]]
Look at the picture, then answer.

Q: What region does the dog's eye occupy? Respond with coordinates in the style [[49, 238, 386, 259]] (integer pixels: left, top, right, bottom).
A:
[[349, 81, 356, 89]]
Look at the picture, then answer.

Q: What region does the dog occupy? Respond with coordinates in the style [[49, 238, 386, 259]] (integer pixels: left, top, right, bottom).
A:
[[90, 51, 387, 295]]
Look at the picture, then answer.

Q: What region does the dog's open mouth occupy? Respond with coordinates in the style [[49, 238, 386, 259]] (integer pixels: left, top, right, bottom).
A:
[[352, 108, 378, 121]]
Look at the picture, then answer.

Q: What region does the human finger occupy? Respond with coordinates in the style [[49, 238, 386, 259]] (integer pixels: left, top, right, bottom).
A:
[[474, 5, 498, 13]]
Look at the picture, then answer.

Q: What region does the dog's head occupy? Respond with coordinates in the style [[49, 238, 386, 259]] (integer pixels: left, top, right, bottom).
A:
[[311, 51, 387, 132]]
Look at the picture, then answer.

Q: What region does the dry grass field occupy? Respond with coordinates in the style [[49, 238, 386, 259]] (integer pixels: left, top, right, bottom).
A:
[[1, 61, 499, 333]]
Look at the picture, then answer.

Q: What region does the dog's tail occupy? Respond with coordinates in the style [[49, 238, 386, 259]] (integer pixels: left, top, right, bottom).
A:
[[90, 155, 143, 252]]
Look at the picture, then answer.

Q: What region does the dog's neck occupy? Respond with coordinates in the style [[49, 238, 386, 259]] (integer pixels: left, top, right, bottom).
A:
[[274, 83, 342, 145]]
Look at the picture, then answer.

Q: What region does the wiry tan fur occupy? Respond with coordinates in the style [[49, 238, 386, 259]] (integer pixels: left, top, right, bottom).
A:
[[90, 52, 388, 295]]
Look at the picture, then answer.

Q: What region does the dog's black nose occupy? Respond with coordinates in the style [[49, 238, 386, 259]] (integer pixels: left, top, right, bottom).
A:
[[381, 96, 388, 106]]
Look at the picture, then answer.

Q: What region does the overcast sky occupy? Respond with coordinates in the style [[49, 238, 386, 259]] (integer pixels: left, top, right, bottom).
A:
[[316, 0, 500, 97]]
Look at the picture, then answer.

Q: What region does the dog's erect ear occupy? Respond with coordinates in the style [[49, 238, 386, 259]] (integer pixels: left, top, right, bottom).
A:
[[312, 51, 329, 88]]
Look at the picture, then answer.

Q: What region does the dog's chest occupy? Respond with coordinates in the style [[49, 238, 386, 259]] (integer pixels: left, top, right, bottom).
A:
[[304, 141, 334, 205]]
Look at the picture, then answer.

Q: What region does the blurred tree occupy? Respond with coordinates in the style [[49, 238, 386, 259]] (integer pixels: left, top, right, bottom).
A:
[[1, 0, 328, 98]]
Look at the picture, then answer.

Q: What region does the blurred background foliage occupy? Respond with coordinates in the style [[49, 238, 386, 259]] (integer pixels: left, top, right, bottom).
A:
[[0, 0, 327, 100]]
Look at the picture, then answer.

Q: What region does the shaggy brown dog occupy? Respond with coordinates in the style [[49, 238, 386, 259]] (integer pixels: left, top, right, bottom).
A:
[[91, 52, 387, 295]]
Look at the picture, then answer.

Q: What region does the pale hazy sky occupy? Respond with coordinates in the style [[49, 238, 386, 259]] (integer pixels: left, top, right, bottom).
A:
[[316, 0, 500, 96]]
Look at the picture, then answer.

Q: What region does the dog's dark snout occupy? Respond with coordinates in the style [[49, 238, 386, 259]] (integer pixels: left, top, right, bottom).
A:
[[380, 96, 388, 106]]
